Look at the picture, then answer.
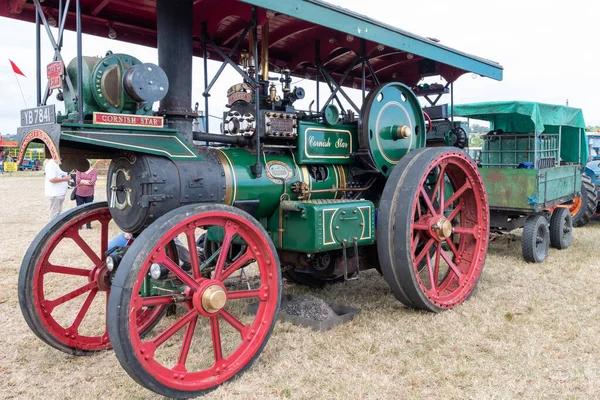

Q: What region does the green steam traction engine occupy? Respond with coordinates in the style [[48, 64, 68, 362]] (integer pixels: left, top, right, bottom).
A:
[[9, 0, 502, 397]]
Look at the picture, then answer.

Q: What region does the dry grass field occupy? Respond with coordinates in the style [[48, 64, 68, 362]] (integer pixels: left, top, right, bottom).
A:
[[1, 172, 599, 399]]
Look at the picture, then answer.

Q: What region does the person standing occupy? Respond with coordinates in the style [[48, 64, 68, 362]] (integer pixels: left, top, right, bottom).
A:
[[75, 160, 98, 229], [45, 158, 70, 220]]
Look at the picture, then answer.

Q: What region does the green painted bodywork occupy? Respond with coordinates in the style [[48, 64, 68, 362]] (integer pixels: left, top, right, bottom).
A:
[[60, 123, 200, 161], [479, 166, 581, 212], [240, 0, 503, 81], [63, 53, 153, 120], [217, 147, 347, 218], [295, 121, 357, 164], [267, 199, 375, 252]]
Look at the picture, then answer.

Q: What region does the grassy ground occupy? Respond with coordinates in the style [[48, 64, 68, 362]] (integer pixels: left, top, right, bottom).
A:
[[0, 173, 599, 399]]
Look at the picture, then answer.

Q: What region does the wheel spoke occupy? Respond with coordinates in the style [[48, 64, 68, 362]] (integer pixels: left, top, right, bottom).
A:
[[453, 226, 477, 236], [220, 309, 247, 336], [431, 164, 446, 211], [433, 244, 441, 286], [44, 264, 90, 277], [419, 187, 437, 215], [69, 288, 98, 332], [444, 182, 471, 210], [175, 316, 198, 371], [440, 248, 463, 279], [426, 253, 437, 294], [162, 256, 200, 290], [414, 239, 435, 267], [219, 249, 253, 282], [46, 281, 97, 311], [185, 230, 201, 280], [416, 196, 422, 219], [447, 202, 464, 222], [151, 309, 197, 348], [100, 219, 109, 257], [412, 223, 429, 231], [213, 226, 235, 280], [412, 232, 421, 252], [141, 295, 186, 307], [227, 289, 261, 300], [69, 232, 103, 266], [210, 316, 223, 365], [446, 239, 460, 259]]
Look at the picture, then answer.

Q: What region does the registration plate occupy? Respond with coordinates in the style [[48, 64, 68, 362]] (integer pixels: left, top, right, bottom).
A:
[[21, 105, 56, 127]]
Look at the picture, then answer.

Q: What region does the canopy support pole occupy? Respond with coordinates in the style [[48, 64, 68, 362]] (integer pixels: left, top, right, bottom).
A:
[[35, 10, 41, 106], [318, 69, 345, 116], [318, 57, 361, 114], [201, 23, 210, 137], [320, 67, 360, 114], [33, 0, 75, 106], [202, 20, 255, 95], [360, 39, 366, 101], [365, 58, 380, 86], [76, 0, 83, 122], [450, 81, 454, 125], [315, 40, 320, 112], [250, 6, 262, 178]]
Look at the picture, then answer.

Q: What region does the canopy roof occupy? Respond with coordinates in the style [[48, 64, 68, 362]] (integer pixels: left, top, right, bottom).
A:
[[454, 101, 587, 163], [1, 0, 503, 87]]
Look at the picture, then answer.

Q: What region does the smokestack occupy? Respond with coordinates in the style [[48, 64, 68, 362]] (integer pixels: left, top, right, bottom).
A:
[[157, 0, 194, 144]]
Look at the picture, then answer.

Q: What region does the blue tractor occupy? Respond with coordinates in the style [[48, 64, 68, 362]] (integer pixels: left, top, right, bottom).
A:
[[584, 133, 600, 216]]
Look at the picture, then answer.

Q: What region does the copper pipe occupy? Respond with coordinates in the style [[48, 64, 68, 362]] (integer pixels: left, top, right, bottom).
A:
[[261, 20, 269, 81]]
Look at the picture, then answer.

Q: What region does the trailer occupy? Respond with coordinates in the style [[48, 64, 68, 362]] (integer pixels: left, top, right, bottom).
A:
[[455, 101, 587, 262], [3, 0, 503, 397]]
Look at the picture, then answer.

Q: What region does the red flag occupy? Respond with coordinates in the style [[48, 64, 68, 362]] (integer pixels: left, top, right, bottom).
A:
[[9, 59, 26, 77]]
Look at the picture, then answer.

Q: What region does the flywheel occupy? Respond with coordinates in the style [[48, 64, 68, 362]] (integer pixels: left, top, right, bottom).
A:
[[359, 82, 426, 176]]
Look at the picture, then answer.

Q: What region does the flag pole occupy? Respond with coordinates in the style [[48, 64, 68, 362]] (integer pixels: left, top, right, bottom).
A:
[[13, 71, 28, 108]]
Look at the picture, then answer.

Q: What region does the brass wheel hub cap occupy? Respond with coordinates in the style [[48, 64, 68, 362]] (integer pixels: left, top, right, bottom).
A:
[[433, 217, 453, 240], [201, 284, 227, 313]]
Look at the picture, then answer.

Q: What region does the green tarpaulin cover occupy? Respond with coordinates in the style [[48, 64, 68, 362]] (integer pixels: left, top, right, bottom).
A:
[[453, 101, 587, 163]]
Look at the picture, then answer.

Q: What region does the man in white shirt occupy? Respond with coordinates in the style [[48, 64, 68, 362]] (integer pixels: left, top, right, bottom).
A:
[[45, 159, 70, 220]]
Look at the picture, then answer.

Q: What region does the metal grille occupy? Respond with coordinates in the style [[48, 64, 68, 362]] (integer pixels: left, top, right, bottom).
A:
[[481, 133, 559, 169]]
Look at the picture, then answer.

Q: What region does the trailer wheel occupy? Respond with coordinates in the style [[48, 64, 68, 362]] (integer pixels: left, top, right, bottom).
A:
[[377, 147, 489, 312], [549, 208, 573, 249], [18, 202, 166, 355], [571, 174, 596, 227], [108, 204, 281, 398], [521, 214, 550, 263]]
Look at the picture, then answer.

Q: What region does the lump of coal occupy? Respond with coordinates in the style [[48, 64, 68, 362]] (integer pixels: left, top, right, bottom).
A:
[[280, 295, 337, 321]]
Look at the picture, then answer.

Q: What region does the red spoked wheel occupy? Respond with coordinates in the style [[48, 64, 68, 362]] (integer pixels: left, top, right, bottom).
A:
[[18, 202, 167, 354], [377, 147, 489, 312], [108, 204, 281, 398]]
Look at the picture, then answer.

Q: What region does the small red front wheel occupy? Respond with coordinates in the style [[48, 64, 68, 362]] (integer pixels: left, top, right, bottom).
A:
[[108, 204, 281, 398], [18, 202, 167, 355]]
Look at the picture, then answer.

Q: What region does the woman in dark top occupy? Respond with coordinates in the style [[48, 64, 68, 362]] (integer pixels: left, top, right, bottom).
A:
[[75, 160, 98, 229]]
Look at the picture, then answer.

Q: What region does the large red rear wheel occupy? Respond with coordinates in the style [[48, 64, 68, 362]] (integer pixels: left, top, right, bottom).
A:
[[18, 202, 166, 354], [108, 204, 281, 398], [377, 147, 489, 312]]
